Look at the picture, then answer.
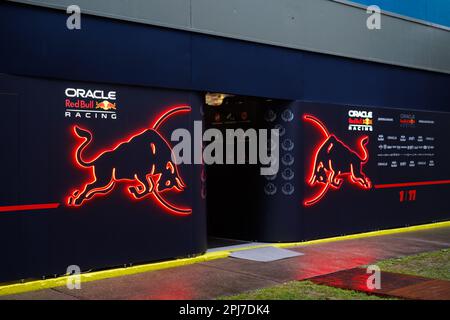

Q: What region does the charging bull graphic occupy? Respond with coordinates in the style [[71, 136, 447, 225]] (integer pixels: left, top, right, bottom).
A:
[[96, 100, 116, 111], [67, 105, 192, 216], [303, 114, 371, 206]]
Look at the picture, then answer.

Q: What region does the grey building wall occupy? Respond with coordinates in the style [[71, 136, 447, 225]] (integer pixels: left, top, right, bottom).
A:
[[9, 0, 450, 74]]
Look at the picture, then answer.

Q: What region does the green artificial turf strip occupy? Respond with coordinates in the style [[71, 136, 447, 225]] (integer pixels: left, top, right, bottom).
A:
[[374, 248, 450, 280]]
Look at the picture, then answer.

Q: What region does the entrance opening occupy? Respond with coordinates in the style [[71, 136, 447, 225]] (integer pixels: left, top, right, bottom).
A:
[[203, 93, 289, 247]]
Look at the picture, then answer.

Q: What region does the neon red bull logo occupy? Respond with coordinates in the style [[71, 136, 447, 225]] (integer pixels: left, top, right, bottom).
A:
[[96, 100, 117, 111], [66, 105, 192, 216], [304, 114, 372, 207]]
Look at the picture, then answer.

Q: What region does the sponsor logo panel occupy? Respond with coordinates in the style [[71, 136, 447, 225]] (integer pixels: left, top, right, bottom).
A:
[[64, 88, 118, 120]]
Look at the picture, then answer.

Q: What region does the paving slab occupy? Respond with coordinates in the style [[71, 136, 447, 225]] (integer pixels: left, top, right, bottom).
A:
[[389, 227, 450, 246], [31, 263, 277, 300], [300, 234, 449, 257], [0, 288, 79, 300], [229, 247, 302, 262]]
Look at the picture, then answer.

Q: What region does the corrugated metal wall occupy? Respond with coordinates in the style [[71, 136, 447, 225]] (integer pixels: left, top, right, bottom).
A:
[[2, 1, 450, 111], [9, 0, 450, 74]]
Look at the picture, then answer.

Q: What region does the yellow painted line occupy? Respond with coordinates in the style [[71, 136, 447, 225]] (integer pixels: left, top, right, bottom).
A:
[[275, 220, 450, 249], [0, 220, 448, 296], [221, 221, 450, 252]]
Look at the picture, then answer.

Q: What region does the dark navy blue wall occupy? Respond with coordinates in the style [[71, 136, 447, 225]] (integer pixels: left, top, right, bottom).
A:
[[1, 1, 450, 111]]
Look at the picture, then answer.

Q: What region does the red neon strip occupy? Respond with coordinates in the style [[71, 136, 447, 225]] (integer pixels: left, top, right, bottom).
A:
[[375, 180, 450, 189], [0, 203, 60, 213], [152, 105, 191, 131]]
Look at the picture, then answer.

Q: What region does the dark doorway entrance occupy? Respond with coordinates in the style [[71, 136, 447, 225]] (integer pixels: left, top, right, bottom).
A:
[[203, 93, 291, 243]]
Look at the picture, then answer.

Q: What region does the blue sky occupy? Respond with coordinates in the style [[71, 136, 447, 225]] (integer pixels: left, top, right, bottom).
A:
[[352, 0, 450, 27]]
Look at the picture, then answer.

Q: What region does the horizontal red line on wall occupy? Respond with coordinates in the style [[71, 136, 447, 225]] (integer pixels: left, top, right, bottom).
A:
[[0, 203, 60, 213], [374, 180, 450, 189]]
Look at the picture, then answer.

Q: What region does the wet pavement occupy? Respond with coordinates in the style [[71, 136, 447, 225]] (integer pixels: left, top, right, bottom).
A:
[[2, 226, 449, 300], [310, 268, 450, 300]]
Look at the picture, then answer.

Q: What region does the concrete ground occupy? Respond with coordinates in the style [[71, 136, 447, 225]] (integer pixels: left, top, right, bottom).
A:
[[2, 226, 449, 300]]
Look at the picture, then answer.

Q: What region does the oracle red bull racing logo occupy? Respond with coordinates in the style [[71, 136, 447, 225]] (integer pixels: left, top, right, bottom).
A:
[[65, 88, 118, 120], [66, 105, 192, 216], [303, 114, 372, 207]]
